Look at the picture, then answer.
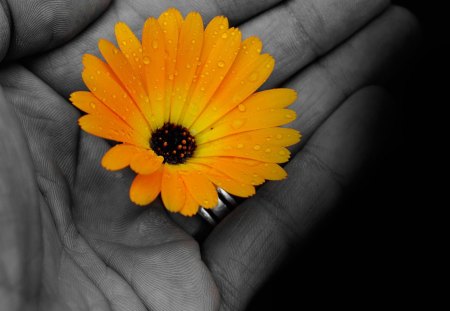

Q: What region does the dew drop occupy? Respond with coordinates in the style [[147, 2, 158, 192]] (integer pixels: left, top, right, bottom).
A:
[[237, 143, 244, 149], [96, 70, 101, 75], [143, 57, 150, 65], [212, 106, 218, 111], [285, 113, 294, 119], [122, 40, 127, 46], [219, 24, 225, 30], [265, 148, 271, 153], [221, 33, 228, 39], [232, 119, 244, 129], [253, 145, 261, 151], [191, 39, 196, 44], [276, 134, 283, 140], [113, 48, 119, 54], [203, 200, 209, 205], [89, 102, 96, 109], [238, 104, 246, 112], [266, 63, 272, 69], [186, 64, 192, 69], [89, 75, 94, 80], [168, 74, 174, 80], [217, 60, 225, 68], [248, 72, 259, 82]]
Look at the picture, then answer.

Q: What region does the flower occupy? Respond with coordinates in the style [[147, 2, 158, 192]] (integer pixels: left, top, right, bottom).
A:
[[70, 8, 300, 216]]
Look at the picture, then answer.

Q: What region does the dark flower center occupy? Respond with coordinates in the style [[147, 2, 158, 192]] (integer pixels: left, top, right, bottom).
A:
[[150, 123, 196, 164]]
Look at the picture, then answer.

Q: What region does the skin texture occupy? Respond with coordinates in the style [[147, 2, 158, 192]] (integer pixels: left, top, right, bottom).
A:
[[0, 1, 419, 310]]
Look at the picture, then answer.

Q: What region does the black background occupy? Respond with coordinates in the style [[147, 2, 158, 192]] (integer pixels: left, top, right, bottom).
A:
[[248, 1, 442, 309]]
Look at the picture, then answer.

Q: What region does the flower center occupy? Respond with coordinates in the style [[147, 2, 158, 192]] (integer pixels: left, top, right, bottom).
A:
[[150, 123, 196, 165]]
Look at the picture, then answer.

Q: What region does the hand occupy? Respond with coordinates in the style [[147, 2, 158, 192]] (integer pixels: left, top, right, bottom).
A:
[[0, 1, 419, 310]]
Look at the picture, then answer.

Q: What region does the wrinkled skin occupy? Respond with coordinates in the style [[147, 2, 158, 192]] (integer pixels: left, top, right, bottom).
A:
[[0, 1, 419, 310]]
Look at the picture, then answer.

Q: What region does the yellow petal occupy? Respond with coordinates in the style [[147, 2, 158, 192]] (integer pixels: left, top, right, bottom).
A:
[[102, 144, 141, 171], [98, 39, 154, 129], [130, 168, 163, 206], [196, 109, 297, 144], [78, 115, 148, 147], [229, 158, 288, 181], [190, 157, 264, 186], [81, 54, 150, 136], [130, 150, 164, 175], [161, 165, 186, 212], [199, 165, 256, 197], [115, 22, 145, 83], [190, 37, 275, 134], [181, 27, 242, 128], [179, 190, 200, 216], [169, 12, 204, 124], [142, 18, 166, 128], [181, 171, 218, 208], [158, 8, 183, 123], [195, 131, 291, 163]]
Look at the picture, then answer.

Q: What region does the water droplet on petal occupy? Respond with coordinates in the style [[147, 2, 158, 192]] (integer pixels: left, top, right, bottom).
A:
[[168, 74, 174, 80], [217, 60, 225, 68], [122, 40, 127, 46], [253, 145, 261, 151], [191, 39, 196, 44], [203, 200, 209, 205], [113, 48, 119, 54], [219, 24, 225, 30], [285, 113, 294, 119], [152, 40, 158, 49], [238, 104, 246, 112], [143, 57, 150, 65], [232, 119, 244, 129], [237, 143, 244, 149], [265, 148, 271, 153], [276, 134, 283, 140], [221, 33, 228, 39], [248, 72, 259, 82], [89, 102, 96, 109]]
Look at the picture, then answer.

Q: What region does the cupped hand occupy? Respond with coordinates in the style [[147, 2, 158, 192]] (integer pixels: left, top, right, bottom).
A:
[[0, 1, 419, 310]]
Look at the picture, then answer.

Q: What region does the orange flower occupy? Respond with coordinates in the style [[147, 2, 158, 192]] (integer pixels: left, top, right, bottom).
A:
[[70, 8, 300, 216]]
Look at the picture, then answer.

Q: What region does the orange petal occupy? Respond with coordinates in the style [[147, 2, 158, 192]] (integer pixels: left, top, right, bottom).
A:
[[98, 39, 154, 129], [229, 158, 288, 181], [70, 91, 123, 119], [181, 27, 242, 128], [78, 115, 149, 147], [161, 165, 186, 212], [190, 37, 275, 134], [130, 168, 163, 206], [195, 131, 291, 163], [169, 12, 204, 124], [181, 171, 218, 208], [142, 18, 166, 129], [130, 150, 164, 175], [115, 22, 145, 83], [196, 109, 297, 144], [158, 8, 183, 123], [81, 54, 150, 136], [199, 165, 256, 198], [190, 157, 264, 186], [102, 144, 141, 171], [180, 189, 200, 217]]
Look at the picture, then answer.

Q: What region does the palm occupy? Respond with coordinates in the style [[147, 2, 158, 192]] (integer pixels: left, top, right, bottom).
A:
[[0, 1, 418, 310]]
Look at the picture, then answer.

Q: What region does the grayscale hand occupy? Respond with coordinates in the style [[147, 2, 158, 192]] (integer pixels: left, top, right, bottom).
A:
[[0, 1, 419, 310]]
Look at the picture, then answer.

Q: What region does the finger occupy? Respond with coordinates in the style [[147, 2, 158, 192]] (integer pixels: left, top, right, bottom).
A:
[[26, 0, 283, 97], [285, 5, 420, 150], [0, 86, 41, 310], [203, 85, 395, 310], [0, 0, 111, 61], [239, 0, 390, 89]]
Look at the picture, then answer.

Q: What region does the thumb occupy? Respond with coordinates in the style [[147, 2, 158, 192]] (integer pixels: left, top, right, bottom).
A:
[[0, 0, 111, 61]]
